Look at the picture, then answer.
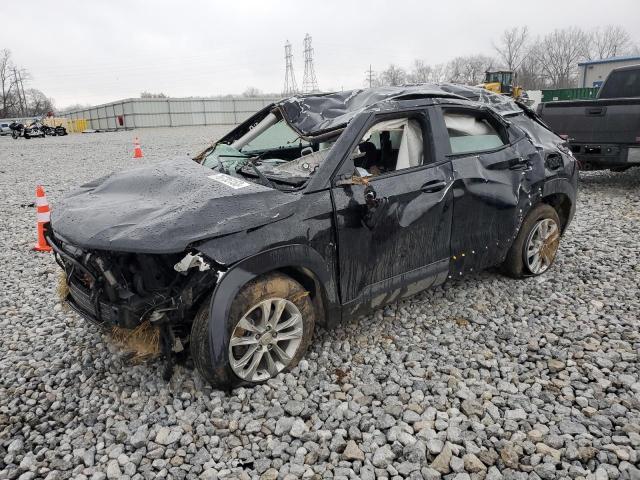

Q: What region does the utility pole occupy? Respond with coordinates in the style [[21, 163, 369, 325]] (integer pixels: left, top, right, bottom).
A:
[[18, 70, 26, 115], [302, 33, 319, 93], [12, 67, 25, 115], [282, 40, 299, 96], [365, 64, 375, 88]]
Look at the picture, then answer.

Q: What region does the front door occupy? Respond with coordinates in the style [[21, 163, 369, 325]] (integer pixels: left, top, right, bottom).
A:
[[331, 112, 453, 308]]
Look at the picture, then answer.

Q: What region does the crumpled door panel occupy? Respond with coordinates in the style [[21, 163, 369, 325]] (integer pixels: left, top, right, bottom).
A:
[[450, 142, 545, 273], [332, 162, 453, 303]]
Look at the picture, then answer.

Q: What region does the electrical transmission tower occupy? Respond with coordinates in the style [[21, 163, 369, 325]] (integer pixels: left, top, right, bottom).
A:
[[302, 33, 319, 93], [365, 64, 376, 88], [283, 40, 299, 96]]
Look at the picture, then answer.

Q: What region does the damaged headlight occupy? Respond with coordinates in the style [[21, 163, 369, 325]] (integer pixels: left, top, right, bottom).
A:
[[174, 252, 211, 274]]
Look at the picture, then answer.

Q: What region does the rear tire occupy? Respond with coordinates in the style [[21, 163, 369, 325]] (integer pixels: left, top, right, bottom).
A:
[[191, 272, 316, 388], [501, 204, 561, 278]]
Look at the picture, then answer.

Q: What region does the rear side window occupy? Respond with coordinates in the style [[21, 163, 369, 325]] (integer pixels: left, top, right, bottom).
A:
[[444, 110, 506, 154], [599, 69, 640, 99]]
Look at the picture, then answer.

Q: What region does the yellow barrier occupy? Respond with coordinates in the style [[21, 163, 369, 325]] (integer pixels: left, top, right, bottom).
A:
[[69, 119, 88, 133], [43, 117, 89, 133]]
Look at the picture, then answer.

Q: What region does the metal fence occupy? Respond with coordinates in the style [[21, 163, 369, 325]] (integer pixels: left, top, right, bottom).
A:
[[58, 96, 282, 131]]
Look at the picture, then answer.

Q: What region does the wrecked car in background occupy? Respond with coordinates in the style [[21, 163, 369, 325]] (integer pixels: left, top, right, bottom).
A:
[[47, 84, 577, 387]]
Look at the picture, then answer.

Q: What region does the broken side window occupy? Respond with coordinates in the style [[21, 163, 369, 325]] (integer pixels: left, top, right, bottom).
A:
[[444, 110, 506, 155], [241, 120, 310, 153], [203, 113, 308, 170], [350, 117, 424, 176], [202, 112, 336, 188]]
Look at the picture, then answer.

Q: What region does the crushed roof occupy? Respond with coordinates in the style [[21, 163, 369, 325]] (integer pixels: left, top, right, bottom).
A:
[[278, 83, 523, 136]]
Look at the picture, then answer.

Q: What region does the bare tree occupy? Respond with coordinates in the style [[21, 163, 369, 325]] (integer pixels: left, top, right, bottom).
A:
[[0, 50, 34, 117], [405, 60, 451, 84], [59, 103, 91, 113], [378, 64, 407, 86], [517, 50, 547, 90], [429, 63, 450, 83], [140, 91, 167, 98], [586, 25, 635, 60], [448, 54, 495, 85], [24, 88, 54, 116], [1, 49, 18, 117], [493, 26, 530, 71], [408, 60, 432, 83], [531, 27, 589, 88], [0, 49, 64, 117], [242, 86, 263, 97]]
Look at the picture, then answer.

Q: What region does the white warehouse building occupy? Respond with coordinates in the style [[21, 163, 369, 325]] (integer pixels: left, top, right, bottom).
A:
[[59, 96, 281, 131]]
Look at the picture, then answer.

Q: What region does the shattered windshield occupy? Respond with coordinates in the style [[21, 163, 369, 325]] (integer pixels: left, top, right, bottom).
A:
[[203, 114, 337, 189], [242, 120, 310, 152]]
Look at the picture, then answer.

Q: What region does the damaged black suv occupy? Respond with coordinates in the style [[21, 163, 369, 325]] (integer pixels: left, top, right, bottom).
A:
[[48, 84, 577, 387]]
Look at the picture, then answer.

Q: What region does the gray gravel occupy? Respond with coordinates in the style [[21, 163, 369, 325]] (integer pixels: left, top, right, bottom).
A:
[[1, 128, 639, 480]]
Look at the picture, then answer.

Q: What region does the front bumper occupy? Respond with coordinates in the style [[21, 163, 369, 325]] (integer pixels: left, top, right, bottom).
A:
[[66, 277, 150, 329], [67, 278, 114, 327], [48, 230, 155, 329], [47, 227, 219, 331]]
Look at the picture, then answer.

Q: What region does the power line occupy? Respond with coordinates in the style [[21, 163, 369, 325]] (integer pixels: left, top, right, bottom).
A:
[[283, 40, 299, 96], [302, 33, 319, 93]]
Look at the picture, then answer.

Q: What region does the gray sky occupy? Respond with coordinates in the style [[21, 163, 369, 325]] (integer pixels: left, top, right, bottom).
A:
[[3, 0, 640, 108]]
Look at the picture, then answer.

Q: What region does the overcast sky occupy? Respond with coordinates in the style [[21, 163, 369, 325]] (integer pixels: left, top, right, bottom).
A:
[[3, 0, 640, 108]]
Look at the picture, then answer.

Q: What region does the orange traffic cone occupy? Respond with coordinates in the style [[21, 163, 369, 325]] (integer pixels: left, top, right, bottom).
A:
[[34, 185, 52, 252], [133, 137, 144, 158]]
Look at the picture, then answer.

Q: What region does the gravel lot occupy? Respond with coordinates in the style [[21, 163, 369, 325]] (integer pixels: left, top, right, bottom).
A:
[[1, 128, 639, 480]]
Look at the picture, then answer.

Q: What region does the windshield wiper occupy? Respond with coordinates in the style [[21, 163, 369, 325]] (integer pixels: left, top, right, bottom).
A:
[[245, 158, 280, 190], [240, 159, 301, 192]]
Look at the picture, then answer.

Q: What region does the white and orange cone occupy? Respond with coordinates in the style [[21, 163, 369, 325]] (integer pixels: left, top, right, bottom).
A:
[[133, 137, 144, 158], [34, 185, 52, 252]]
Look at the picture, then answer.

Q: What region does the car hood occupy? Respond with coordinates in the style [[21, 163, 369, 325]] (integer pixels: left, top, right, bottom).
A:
[[51, 157, 299, 254]]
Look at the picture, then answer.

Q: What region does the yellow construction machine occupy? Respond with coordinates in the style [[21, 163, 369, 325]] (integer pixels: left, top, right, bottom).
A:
[[481, 70, 528, 102]]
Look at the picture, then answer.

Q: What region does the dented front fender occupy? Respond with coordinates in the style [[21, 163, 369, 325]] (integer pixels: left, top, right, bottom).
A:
[[204, 244, 340, 384]]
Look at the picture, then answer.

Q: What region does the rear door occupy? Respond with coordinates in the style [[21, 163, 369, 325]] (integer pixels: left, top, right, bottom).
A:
[[432, 105, 535, 274]]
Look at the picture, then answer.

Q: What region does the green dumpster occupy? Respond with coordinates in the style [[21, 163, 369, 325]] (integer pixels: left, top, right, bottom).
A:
[[542, 87, 600, 102]]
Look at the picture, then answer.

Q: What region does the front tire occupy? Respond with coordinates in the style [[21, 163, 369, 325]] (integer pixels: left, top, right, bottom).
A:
[[501, 204, 561, 278], [191, 272, 316, 388]]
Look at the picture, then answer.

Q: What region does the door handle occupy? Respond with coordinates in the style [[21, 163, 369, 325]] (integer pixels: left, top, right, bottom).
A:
[[421, 180, 447, 193], [586, 107, 606, 116]]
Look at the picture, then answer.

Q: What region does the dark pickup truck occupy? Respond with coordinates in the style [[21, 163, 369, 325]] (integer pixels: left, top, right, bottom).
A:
[[539, 64, 640, 170]]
